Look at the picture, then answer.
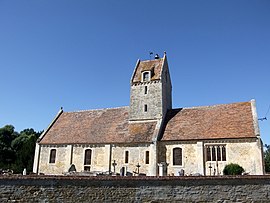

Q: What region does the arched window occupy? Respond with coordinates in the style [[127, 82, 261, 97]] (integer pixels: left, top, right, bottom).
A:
[[84, 149, 92, 165], [173, 148, 182, 165], [49, 149, 56, 163]]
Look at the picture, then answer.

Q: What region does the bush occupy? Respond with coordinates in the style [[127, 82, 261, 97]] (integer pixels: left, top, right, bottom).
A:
[[223, 163, 244, 175]]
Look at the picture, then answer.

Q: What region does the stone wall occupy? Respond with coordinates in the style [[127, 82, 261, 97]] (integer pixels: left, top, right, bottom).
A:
[[37, 143, 157, 176], [159, 138, 264, 177], [129, 81, 163, 120], [1, 175, 270, 202]]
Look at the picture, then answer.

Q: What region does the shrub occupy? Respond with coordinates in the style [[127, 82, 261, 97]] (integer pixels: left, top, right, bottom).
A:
[[223, 163, 244, 175]]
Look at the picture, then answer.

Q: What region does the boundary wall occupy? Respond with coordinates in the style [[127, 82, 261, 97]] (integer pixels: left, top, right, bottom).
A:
[[1, 175, 270, 202]]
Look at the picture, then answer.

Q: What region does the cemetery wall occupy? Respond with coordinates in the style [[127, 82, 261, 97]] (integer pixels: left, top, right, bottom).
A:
[[0, 175, 270, 202]]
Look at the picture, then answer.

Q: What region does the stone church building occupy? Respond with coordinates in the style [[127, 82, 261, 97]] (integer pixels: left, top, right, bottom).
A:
[[33, 53, 264, 176]]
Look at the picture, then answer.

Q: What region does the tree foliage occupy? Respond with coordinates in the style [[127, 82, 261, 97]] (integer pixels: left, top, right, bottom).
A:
[[0, 125, 41, 174], [264, 144, 270, 173], [223, 163, 244, 175]]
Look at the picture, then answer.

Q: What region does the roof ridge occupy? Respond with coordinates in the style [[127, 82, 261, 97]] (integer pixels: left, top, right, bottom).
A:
[[66, 106, 129, 113], [140, 58, 163, 63], [178, 101, 251, 110]]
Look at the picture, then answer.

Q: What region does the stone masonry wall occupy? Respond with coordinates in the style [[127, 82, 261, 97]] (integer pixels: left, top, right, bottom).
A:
[[129, 82, 163, 121], [1, 175, 270, 202]]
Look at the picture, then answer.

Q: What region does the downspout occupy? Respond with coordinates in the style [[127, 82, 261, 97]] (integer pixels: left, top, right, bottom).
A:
[[70, 145, 73, 165], [108, 144, 112, 174]]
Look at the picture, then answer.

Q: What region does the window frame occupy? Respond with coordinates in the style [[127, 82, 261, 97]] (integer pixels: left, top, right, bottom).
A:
[[144, 104, 148, 112], [142, 71, 151, 82], [205, 145, 227, 162], [84, 149, 92, 165], [172, 147, 183, 166], [124, 151, 129, 164], [49, 149, 56, 164], [145, 151, 150, 164], [144, 86, 148, 94]]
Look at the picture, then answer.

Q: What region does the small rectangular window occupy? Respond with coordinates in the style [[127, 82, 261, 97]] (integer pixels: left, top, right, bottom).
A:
[[144, 86, 148, 94], [144, 104, 148, 112], [49, 149, 56, 163], [125, 151, 129, 163], [145, 151, 149, 164]]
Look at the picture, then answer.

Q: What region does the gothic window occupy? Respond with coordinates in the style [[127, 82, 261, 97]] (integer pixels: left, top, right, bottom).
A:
[[125, 151, 129, 163], [206, 147, 211, 161], [222, 146, 226, 161], [84, 149, 92, 165], [49, 149, 56, 163], [212, 147, 216, 161], [173, 147, 182, 165], [205, 145, 226, 162], [142, 71, 150, 82], [145, 151, 149, 164], [217, 146, 221, 161]]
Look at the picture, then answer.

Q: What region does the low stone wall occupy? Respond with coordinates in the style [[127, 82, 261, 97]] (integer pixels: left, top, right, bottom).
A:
[[1, 175, 270, 202]]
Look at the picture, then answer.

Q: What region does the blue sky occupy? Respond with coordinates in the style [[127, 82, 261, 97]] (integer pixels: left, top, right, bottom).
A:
[[0, 1, 269, 144]]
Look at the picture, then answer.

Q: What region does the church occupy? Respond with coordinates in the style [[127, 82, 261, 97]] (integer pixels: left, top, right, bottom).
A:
[[33, 53, 264, 176]]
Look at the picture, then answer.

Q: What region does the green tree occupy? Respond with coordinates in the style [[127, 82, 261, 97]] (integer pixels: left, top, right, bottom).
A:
[[11, 129, 41, 173], [0, 125, 18, 169], [223, 163, 244, 175], [0, 125, 41, 174], [264, 144, 270, 173]]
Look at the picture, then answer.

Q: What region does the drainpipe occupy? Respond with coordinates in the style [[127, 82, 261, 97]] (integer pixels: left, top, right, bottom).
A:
[[108, 144, 112, 174]]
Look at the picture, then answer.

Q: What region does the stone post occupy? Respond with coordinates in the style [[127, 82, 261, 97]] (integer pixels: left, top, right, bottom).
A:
[[196, 141, 204, 175], [158, 163, 164, 176]]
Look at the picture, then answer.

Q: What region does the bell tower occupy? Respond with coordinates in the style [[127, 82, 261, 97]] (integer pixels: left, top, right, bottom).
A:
[[129, 52, 172, 121]]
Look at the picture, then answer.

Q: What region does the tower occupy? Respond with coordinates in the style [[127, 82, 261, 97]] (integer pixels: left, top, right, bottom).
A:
[[129, 52, 172, 121]]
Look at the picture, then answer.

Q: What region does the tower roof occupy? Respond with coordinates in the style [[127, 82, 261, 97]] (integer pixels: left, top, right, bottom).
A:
[[131, 54, 166, 84]]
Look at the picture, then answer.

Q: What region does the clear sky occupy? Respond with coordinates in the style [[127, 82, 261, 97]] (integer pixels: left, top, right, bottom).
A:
[[0, 1, 269, 144]]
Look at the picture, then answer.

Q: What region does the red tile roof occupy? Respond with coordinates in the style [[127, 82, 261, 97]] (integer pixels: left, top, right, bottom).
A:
[[161, 101, 256, 141], [40, 101, 256, 145], [39, 107, 157, 144], [131, 58, 163, 83]]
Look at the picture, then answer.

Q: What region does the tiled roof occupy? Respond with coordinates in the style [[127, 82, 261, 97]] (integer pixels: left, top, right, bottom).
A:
[[161, 101, 256, 141], [39, 107, 157, 144], [131, 58, 163, 83]]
